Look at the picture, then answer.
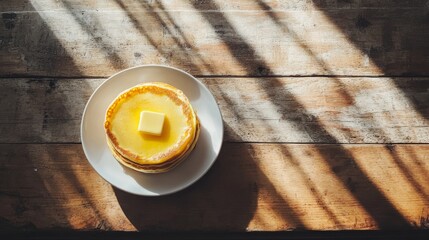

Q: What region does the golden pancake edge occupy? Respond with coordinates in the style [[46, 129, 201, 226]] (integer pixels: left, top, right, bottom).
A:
[[104, 82, 199, 173]]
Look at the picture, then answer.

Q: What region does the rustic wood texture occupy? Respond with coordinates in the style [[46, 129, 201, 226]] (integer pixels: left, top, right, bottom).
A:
[[0, 78, 427, 143], [1, 1, 429, 77], [3, 0, 429, 11], [0, 143, 428, 231], [1, 0, 428, 233]]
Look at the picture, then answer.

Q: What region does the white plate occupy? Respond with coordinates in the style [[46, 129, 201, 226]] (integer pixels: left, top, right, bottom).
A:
[[81, 65, 224, 196]]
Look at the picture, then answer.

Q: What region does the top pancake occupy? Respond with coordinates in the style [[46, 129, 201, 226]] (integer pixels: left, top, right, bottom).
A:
[[104, 82, 198, 165]]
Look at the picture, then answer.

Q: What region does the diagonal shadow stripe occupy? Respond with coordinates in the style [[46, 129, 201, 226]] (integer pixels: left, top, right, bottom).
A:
[[61, 0, 126, 70], [191, 0, 411, 229], [254, 0, 429, 211], [310, 0, 429, 122]]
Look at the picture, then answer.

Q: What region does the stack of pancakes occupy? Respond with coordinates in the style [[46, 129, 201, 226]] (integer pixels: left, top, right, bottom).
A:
[[104, 82, 200, 173]]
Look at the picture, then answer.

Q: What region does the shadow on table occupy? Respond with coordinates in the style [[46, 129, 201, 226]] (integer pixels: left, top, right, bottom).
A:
[[114, 116, 312, 230], [113, 138, 258, 231], [6, 0, 427, 231], [309, 0, 429, 120], [189, 0, 422, 229], [0, 1, 116, 230]]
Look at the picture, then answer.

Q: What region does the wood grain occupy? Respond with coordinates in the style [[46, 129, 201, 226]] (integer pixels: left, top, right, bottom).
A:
[[3, 1, 426, 13], [1, 78, 427, 143], [0, 143, 428, 231], [1, 0, 428, 234], [1, 1, 429, 77]]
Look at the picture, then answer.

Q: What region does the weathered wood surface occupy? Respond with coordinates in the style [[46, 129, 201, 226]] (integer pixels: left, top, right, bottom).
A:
[[1, 143, 428, 231], [4, 0, 428, 12], [1, 1, 429, 77], [1, 78, 428, 143], [1, 0, 429, 233]]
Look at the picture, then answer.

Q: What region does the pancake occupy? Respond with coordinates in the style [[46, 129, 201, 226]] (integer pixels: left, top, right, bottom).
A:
[[107, 120, 200, 173], [104, 82, 199, 173]]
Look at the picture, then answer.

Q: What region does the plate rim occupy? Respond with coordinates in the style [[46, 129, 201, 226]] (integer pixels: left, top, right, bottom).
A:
[[80, 64, 224, 196]]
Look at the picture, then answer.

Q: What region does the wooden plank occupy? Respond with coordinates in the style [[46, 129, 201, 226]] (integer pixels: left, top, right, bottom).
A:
[[1, 2, 429, 77], [1, 77, 428, 143], [0, 79, 99, 143], [0, 143, 428, 231], [3, 0, 426, 12], [2, 231, 429, 240]]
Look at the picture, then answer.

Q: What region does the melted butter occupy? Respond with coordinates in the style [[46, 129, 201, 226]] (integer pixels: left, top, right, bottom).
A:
[[111, 93, 188, 158]]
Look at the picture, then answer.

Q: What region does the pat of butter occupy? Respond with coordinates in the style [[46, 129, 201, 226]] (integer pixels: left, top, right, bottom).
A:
[[138, 111, 165, 136]]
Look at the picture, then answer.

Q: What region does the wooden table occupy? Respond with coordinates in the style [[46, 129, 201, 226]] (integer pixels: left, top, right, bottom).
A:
[[1, 0, 429, 237]]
